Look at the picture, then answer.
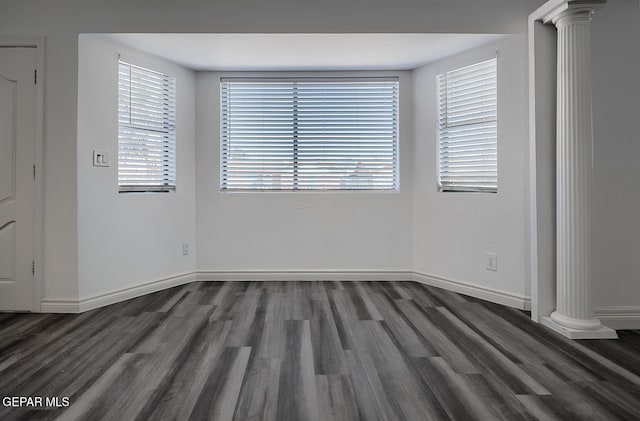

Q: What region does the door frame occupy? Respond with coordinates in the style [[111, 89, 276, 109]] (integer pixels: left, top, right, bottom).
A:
[[527, 18, 557, 324], [0, 38, 44, 312]]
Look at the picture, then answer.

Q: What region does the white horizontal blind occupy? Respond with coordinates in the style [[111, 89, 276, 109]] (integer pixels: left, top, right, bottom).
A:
[[438, 58, 497, 193], [220, 78, 398, 190], [118, 61, 176, 192]]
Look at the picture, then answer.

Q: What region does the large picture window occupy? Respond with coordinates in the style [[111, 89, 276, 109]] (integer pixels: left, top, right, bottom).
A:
[[118, 61, 176, 192], [220, 77, 399, 190], [438, 58, 497, 193]]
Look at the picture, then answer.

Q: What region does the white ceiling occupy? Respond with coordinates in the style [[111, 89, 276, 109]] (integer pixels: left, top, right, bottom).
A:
[[102, 33, 505, 71]]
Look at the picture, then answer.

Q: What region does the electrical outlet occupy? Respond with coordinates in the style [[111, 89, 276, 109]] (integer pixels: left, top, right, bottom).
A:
[[182, 243, 189, 256], [486, 252, 497, 271]]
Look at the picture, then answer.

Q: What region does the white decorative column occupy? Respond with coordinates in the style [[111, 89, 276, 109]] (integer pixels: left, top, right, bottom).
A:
[[540, 0, 617, 339]]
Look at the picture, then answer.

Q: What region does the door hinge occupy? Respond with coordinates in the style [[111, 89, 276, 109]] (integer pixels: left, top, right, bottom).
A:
[[32, 261, 35, 276], [33, 164, 36, 179], [34, 69, 37, 84]]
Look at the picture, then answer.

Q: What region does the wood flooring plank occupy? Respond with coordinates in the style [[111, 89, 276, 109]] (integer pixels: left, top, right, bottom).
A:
[[0, 314, 64, 355], [326, 289, 361, 350], [57, 313, 164, 398], [0, 354, 18, 374], [53, 353, 142, 421], [210, 282, 251, 321], [155, 287, 190, 313], [395, 281, 438, 308], [226, 288, 263, 347], [1, 280, 639, 421], [396, 300, 480, 374], [518, 362, 621, 420], [276, 320, 319, 421], [233, 357, 281, 421], [299, 319, 320, 421], [344, 349, 399, 421], [353, 282, 384, 321], [309, 298, 349, 375], [574, 380, 640, 421], [4, 315, 141, 397], [389, 282, 414, 300], [488, 301, 640, 389], [316, 375, 360, 421], [368, 293, 436, 357], [342, 282, 381, 321], [0, 310, 120, 391], [429, 356, 500, 421], [351, 320, 448, 421], [444, 302, 550, 366], [97, 313, 212, 420], [460, 373, 536, 421], [411, 357, 474, 421], [515, 395, 578, 421], [137, 320, 233, 421], [188, 346, 249, 421], [434, 306, 551, 395], [217, 346, 252, 421]]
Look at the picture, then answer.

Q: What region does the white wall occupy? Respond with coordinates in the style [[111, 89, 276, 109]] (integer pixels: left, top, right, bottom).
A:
[[0, 0, 544, 306], [412, 36, 530, 299], [77, 35, 196, 298], [591, 0, 640, 309], [2, 0, 638, 321], [196, 72, 413, 273]]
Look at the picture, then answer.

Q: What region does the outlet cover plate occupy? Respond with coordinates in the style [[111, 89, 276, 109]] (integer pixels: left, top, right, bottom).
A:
[[486, 252, 497, 271]]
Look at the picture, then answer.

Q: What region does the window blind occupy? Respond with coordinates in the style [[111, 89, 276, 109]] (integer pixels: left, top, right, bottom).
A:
[[438, 58, 497, 193], [220, 77, 399, 190], [118, 61, 176, 192]]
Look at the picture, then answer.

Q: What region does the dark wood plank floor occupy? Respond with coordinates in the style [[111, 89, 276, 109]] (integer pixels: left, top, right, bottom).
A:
[[1, 281, 639, 421]]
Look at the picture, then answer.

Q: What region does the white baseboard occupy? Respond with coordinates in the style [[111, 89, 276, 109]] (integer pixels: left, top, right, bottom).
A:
[[40, 272, 197, 313], [41, 270, 531, 314], [38, 270, 640, 331], [412, 272, 531, 311], [595, 306, 640, 330], [39, 299, 82, 313], [196, 270, 413, 282]]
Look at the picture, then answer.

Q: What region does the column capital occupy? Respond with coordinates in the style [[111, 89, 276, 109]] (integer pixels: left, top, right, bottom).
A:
[[541, 0, 606, 25]]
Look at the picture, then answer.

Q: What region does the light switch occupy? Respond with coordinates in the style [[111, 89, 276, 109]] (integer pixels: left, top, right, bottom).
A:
[[93, 150, 110, 167]]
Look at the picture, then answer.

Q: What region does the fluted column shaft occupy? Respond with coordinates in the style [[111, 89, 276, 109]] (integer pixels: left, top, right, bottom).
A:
[[549, 7, 601, 331]]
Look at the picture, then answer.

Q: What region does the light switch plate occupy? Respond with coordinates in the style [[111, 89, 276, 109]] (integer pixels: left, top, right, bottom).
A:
[[93, 150, 110, 167]]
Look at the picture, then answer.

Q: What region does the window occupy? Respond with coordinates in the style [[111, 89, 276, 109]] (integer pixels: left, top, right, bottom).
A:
[[118, 61, 176, 192], [220, 77, 398, 190], [438, 58, 497, 193]]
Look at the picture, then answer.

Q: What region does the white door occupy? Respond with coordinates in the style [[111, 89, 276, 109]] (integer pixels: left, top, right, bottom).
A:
[[0, 48, 37, 311]]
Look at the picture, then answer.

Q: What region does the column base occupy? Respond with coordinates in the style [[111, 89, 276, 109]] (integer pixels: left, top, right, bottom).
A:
[[541, 316, 618, 339], [550, 310, 603, 330]]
